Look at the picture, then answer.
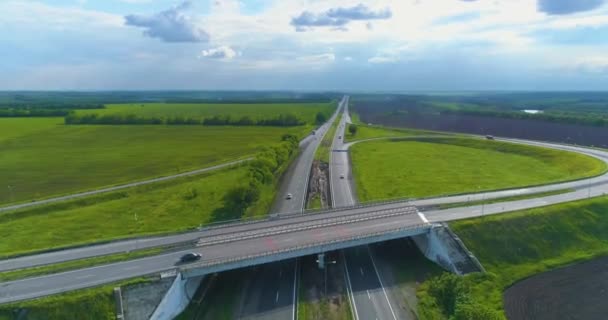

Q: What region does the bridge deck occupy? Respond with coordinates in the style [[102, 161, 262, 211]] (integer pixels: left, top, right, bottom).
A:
[[180, 205, 428, 277]]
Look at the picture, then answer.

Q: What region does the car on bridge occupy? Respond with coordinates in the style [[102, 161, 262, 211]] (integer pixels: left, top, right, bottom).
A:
[[286, 193, 293, 200], [179, 253, 202, 263]]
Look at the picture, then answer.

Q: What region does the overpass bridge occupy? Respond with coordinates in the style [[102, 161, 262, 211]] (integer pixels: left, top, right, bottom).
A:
[[180, 204, 427, 278], [0, 203, 429, 304]]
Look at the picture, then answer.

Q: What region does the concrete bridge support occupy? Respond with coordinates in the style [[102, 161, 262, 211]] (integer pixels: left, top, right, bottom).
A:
[[148, 273, 204, 320], [412, 223, 484, 275]]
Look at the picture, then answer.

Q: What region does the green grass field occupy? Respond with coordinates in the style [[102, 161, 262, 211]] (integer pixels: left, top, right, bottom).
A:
[[0, 117, 308, 205], [345, 124, 444, 142], [76, 102, 334, 125], [0, 165, 268, 257], [418, 196, 608, 319], [350, 137, 605, 201]]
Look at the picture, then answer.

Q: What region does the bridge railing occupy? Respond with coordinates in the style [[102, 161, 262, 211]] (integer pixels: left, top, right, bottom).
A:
[[196, 207, 416, 247], [183, 222, 430, 271], [195, 198, 418, 233]]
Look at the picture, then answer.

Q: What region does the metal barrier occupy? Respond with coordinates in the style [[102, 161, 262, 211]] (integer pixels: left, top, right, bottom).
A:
[[196, 207, 416, 247]]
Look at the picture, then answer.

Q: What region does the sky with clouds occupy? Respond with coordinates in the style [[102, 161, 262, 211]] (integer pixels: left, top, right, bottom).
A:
[[1, 0, 607, 91]]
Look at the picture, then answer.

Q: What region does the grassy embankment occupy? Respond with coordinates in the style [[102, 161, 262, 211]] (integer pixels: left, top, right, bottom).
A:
[[0, 164, 271, 258], [0, 118, 311, 205], [0, 277, 148, 320], [417, 196, 608, 319], [350, 137, 606, 202]]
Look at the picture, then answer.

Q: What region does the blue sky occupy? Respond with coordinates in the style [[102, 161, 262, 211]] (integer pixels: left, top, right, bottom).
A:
[[1, 0, 607, 90]]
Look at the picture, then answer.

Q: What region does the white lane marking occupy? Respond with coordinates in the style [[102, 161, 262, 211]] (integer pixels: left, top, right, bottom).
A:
[[367, 246, 398, 320], [276, 290, 280, 303], [367, 290, 371, 300], [123, 265, 139, 270], [76, 274, 94, 280], [360, 267, 364, 276], [417, 211, 429, 223], [342, 251, 360, 320]]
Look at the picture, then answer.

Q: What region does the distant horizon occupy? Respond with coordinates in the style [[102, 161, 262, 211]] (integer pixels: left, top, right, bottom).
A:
[[2, 89, 608, 94]]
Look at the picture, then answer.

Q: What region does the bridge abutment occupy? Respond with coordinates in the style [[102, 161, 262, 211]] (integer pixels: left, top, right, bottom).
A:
[[148, 273, 204, 320], [412, 223, 484, 275]]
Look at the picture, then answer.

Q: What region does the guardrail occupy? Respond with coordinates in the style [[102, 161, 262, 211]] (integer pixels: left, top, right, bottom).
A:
[[183, 222, 431, 271], [196, 207, 414, 247], [194, 197, 418, 234]]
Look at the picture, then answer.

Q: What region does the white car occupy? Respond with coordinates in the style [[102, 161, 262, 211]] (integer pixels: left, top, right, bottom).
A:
[[340, 174, 345, 179], [286, 193, 293, 200]]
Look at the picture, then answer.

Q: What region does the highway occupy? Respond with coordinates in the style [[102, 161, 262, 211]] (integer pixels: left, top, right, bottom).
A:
[[236, 96, 345, 320], [6, 96, 608, 311], [330, 97, 402, 320]]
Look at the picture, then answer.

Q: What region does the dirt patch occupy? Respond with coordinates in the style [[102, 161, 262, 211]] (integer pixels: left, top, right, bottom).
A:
[[504, 255, 608, 320], [307, 160, 330, 209]]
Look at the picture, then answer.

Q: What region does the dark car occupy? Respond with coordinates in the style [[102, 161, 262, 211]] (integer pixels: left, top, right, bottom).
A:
[[179, 252, 202, 263]]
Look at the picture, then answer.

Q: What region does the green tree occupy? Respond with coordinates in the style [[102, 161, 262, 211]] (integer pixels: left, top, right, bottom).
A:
[[348, 124, 358, 136], [315, 112, 327, 124]]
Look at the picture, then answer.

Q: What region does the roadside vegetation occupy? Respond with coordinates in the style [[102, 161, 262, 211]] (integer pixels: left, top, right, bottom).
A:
[[0, 166, 246, 257], [0, 118, 310, 205], [350, 137, 605, 201], [1, 130, 298, 257], [0, 277, 148, 320], [418, 195, 608, 319]]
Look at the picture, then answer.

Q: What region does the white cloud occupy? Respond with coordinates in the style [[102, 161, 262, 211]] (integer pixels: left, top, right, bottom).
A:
[[297, 53, 336, 63], [200, 46, 239, 60], [124, 1, 209, 42], [574, 56, 608, 74]]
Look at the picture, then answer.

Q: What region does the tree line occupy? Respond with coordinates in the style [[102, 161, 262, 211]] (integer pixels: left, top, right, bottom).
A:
[[440, 108, 608, 127], [215, 134, 300, 220], [64, 113, 308, 127]]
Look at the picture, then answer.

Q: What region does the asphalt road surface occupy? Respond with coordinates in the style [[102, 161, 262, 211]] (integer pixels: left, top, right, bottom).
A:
[[237, 96, 345, 320], [330, 99, 402, 320]]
